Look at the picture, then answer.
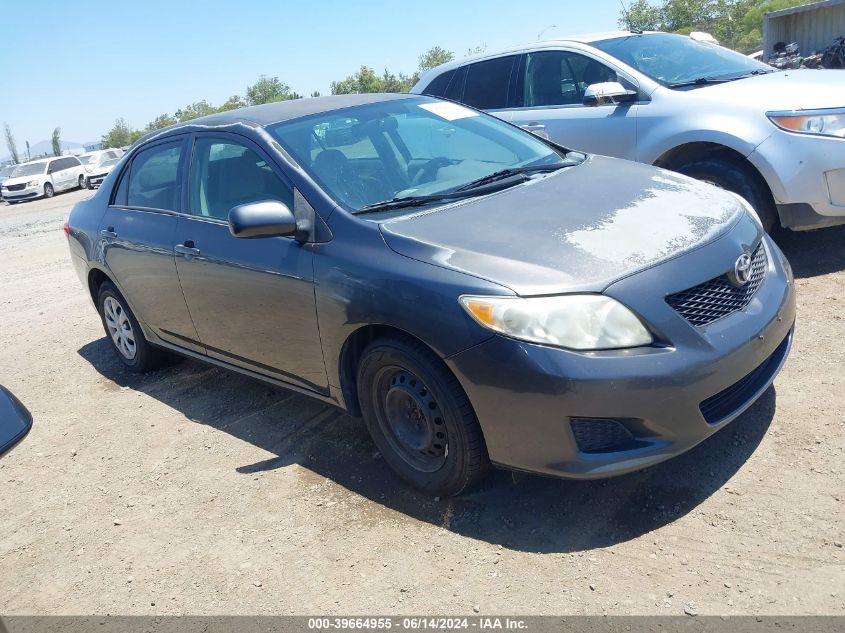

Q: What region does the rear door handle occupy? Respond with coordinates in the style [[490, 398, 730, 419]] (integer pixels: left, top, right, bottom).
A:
[[175, 242, 200, 258]]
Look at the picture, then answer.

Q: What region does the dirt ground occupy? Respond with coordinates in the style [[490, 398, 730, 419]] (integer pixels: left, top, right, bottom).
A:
[[0, 189, 842, 616]]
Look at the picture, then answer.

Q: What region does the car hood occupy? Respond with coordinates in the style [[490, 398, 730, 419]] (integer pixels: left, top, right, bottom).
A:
[[379, 156, 745, 296], [693, 69, 845, 111]]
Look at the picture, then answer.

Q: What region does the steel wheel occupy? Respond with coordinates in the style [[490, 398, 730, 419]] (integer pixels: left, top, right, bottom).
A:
[[43, 182, 54, 198], [103, 295, 137, 360], [375, 367, 448, 472]]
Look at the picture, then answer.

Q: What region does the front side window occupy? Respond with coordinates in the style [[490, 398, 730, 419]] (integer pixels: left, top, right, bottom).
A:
[[593, 33, 771, 86], [463, 56, 517, 109], [271, 96, 565, 212], [126, 141, 183, 211], [524, 51, 618, 107], [188, 138, 293, 220]]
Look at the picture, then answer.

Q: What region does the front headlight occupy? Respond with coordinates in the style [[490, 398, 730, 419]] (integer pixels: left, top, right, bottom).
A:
[[459, 294, 653, 350], [26, 180, 40, 187], [768, 108, 845, 138]]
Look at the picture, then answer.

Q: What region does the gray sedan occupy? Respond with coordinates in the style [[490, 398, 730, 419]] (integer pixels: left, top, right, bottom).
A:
[[66, 94, 794, 495]]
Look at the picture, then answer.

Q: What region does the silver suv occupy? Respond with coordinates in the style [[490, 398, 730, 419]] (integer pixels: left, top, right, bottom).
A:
[[412, 31, 845, 232]]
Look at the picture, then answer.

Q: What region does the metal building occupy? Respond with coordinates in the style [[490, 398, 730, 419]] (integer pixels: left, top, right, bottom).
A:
[[763, 0, 845, 56]]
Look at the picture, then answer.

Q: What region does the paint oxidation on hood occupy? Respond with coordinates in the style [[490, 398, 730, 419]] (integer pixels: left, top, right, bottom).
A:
[[379, 156, 744, 296]]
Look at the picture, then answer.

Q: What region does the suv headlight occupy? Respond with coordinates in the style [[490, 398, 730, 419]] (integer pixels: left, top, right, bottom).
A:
[[459, 294, 653, 350], [768, 108, 845, 138]]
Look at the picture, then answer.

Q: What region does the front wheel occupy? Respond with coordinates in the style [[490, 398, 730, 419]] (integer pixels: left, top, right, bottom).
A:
[[675, 156, 778, 232], [357, 337, 490, 496], [43, 182, 54, 198], [78, 175, 85, 189]]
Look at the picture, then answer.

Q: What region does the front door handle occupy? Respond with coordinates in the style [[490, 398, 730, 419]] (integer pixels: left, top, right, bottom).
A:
[[100, 228, 117, 239], [175, 242, 200, 258], [521, 122, 546, 131]]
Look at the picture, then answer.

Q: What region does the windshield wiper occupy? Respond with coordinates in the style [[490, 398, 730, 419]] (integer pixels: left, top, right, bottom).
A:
[[354, 191, 475, 215], [667, 76, 733, 88], [454, 161, 576, 192]]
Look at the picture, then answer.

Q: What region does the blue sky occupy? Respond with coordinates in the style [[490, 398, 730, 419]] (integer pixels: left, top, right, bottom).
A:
[[1, 0, 622, 146]]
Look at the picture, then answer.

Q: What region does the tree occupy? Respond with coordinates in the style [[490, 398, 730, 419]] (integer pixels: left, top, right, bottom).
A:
[[147, 113, 177, 131], [174, 100, 216, 122], [310, 91, 322, 98], [4, 123, 19, 164], [617, 0, 810, 53], [331, 66, 414, 94], [51, 127, 62, 156], [101, 118, 143, 149], [419, 46, 454, 73], [217, 95, 247, 112], [246, 75, 294, 105]]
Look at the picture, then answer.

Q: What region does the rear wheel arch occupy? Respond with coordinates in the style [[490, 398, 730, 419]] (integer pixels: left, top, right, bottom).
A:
[[87, 267, 112, 306]]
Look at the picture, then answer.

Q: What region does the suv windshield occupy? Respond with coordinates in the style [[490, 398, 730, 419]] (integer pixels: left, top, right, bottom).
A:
[[79, 155, 96, 165], [270, 97, 569, 212], [593, 33, 773, 86], [11, 163, 47, 177]]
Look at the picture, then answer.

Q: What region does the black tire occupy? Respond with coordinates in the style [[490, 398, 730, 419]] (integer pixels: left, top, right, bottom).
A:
[[43, 182, 54, 198], [97, 281, 169, 372], [357, 336, 490, 496], [78, 175, 85, 189], [674, 156, 778, 232], [86, 177, 94, 190]]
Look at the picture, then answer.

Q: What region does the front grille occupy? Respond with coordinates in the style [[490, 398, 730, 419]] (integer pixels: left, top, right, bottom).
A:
[[666, 242, 768, 327], [6, 183, 25, 191], [570, 418, 635, 453], [699, 330, 791, 425]]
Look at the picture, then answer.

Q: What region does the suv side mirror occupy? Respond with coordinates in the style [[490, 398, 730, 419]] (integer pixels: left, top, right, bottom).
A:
[[228, 200, 297, 239], [583, 82, 638, 107]]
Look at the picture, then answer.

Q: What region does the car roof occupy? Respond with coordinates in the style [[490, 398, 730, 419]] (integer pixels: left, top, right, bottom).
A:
[[414, 31, 658, 79], [186, 93, 415, 128], [132, 93, 423, 147]]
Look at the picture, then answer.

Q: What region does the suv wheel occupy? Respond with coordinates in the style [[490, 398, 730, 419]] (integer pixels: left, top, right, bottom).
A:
[[97, 281, 170, 372], [43, 182, 54, 198], [357, 336, 490, 496], [78, 175, 85, 189], [675, 156, 777, 232]]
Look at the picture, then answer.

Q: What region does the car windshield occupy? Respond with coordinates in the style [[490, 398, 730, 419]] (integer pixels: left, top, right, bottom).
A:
[[11, 162, 47, 177], [270, 96, 568, 212], [593, 33, 773, 86], [102, 158, 119, 167], [79, 155, 96, 164]]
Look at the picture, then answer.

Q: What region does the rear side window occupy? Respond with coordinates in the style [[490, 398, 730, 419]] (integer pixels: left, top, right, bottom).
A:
[[125, 141, 183, 211], [66, 156, 82, 167], [463, 56, 517, 110], [421, 69, 455, 97]]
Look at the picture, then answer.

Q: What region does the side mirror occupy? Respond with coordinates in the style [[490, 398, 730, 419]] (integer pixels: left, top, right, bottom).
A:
[[583, 82, 638, 107], [228, 200, 297, 239], [0, 385, 32, 459]]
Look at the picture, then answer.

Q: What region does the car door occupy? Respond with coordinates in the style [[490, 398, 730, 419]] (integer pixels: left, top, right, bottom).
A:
[[99, 136, 204, 353], [47, 159, 64, 189], [503, 50, 639, 159], [173, 133, 327, 393]]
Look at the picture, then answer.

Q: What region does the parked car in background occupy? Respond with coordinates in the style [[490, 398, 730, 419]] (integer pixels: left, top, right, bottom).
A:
[[0, 165, 15, 197], [1, 156, 86, 203], [67, 94, 794, 495], [79, 149, 123, 188], [412, 31, 845, 232]]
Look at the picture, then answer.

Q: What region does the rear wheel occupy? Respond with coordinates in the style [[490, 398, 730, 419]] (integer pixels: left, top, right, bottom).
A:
[[43, 182, 54, 198], [78, 174, 85, 189], [357, 336, 490, 496], [674, 156, 777, 232], [97, 281, 170, 372]]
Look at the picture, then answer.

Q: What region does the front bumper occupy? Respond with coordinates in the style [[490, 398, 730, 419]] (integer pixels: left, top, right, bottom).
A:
[[446, 228, 795, 479], [1, 184, 41, 200], [86, 171, 109, 187], [749, 130, 845, 228]]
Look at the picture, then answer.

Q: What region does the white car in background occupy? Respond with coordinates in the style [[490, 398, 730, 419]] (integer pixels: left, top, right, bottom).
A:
[[1, 155, 86, 203], [78, 149, 122, 189]]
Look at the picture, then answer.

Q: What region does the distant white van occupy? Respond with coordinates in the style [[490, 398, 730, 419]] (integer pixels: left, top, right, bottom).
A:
[[1, 155, 86, 203]]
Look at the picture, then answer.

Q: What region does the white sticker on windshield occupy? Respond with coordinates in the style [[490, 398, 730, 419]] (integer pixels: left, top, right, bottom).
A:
[[418, 102, 479, 121]]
